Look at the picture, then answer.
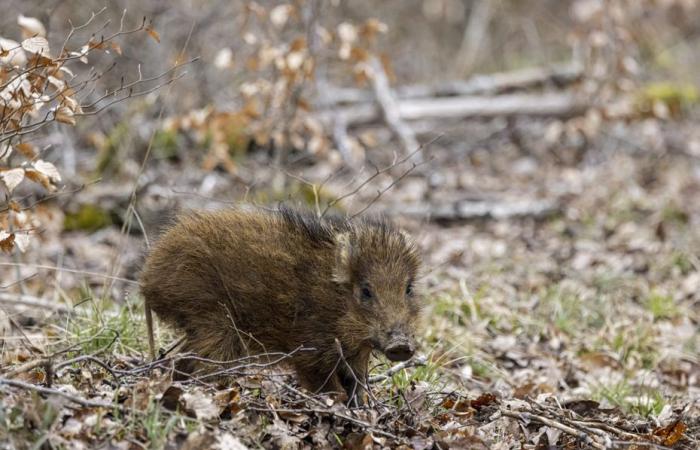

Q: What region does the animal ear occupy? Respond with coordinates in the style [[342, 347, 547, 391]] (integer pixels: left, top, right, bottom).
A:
[[399, 229, 413, 244], [332, 232, 352, 283]]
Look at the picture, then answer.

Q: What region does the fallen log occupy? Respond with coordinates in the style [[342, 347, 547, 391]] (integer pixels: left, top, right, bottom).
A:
[[319, 92, 585, 127], [318, 63, 583, 106], [390, 198, 559, 221], [0, 292, 71, 313]]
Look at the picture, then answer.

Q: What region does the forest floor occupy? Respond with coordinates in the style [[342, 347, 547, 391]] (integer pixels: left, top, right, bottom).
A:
[[1, 114, 699, 449]]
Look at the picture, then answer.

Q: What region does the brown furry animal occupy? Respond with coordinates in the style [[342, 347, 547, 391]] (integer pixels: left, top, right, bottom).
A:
[[140, 206, 422, 403]]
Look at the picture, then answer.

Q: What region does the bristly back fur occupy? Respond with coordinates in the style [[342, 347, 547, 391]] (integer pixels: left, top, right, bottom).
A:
[[276, 205, 392, 246]]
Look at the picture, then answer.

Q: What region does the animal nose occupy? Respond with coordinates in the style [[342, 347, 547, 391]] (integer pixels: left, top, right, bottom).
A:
[[384, 338, 415, 361]]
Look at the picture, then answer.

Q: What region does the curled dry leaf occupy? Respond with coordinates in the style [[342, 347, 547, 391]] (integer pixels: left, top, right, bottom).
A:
[[14, 232, 30, 252], [145, 26, 161, 43], [181, 389, 220, 420], [17, 15, 46, 38], [55, 106, 76, 125], [0, 168, 25, 193], [269, 4, 294, 28], [0, 37, 27, 67], [24, 169, 51, 189], [360, 18, 388, 40], [33, 160, 61, 183], [0, 231, 15, 253]]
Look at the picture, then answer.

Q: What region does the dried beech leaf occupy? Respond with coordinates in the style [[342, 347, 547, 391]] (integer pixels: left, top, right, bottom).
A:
[[13, 232, 29, 252], [0, 231, 15, 253], [24, 168, 51, 189], [18, 15, 46, 38], [110, 41, 123, 55], [33, 159, 61, 183], [0, 168, 25, 193], [0, 37, 27, 67], [55, 105, 76, 125], [21, 36, 50, 56]]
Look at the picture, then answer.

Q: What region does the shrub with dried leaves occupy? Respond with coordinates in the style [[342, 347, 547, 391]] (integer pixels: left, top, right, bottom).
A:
[[0, 11, 177, 253]]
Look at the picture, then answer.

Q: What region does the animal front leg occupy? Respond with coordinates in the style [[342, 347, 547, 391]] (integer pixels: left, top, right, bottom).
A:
[[338, 357, 369, 407], [294, 363, 346, 400]]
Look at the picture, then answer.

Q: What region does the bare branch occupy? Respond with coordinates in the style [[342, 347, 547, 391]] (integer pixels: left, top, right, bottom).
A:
[[321, 134, 442, 217]]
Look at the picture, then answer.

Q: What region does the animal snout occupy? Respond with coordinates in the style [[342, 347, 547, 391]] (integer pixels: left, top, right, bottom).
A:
[[383, 334, 415, 361]]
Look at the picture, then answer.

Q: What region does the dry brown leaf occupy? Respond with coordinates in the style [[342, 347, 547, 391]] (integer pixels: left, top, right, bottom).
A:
[[160, 385, 183, 411], [15, 142, 36, 159], [0, 231, 15, 252], [24, 168, 51, 189], [55, 105, 76, 125], [145, 26, 161, 43], [109, 41, 122, 55], [344, 432, 373, 450], [653, 420, 687, 446]]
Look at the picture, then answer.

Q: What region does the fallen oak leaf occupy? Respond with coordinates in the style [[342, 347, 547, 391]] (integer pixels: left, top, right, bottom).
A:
[[471, 392, 499, 410], [652, 420, 687, 446]]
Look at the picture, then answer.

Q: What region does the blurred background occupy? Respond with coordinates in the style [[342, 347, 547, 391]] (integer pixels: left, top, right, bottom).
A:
[[1, 1, 699, 447]]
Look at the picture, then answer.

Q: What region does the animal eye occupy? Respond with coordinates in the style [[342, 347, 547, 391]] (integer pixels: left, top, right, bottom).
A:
[[405, 283, 414, 296], [360, 286, 373, 301]]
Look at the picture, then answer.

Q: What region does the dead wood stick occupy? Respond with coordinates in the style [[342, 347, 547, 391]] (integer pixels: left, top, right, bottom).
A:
[[499, 409, 607, 449], [0, 292, 71, 313], [456, 0, 493, 75], [398, 92, 583, 120], [249, 406, 399, 440], [3, 357, 53, 379], [332, 112, 354, 165], [0, 377, 116, 409], [365, 57, 420, 160], [4, 330, 119, 380]]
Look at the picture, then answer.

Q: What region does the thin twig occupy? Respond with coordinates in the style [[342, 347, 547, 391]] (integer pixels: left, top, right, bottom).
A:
[[499, 408, 606, 449], [321, 134, 442, 218], [368, 355, 428, 383]]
